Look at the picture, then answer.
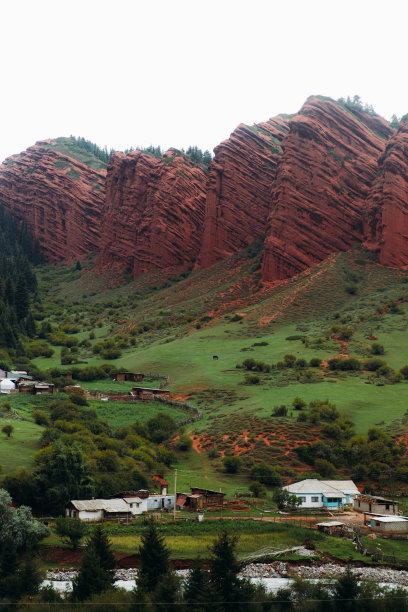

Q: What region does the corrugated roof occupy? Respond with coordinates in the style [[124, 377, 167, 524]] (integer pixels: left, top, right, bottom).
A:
[[177, 494, 187, 506], [283, 479, 346, 495], [372, 516, 408, 523], [321, 480, 359, 494], [70, 498, 130, 512], [316, 521, 345, 527], [123, 497, 143, 503]]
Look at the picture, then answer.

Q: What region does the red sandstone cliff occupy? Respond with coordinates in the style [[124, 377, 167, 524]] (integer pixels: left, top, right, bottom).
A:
[[364, 120, 408, 267], [262, 97, 394, 282], [198, 117, 289, 267], [0, 141, 105, 262], [98, 149, 206, 276]]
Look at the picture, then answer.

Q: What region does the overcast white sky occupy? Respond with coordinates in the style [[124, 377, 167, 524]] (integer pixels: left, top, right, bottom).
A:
[[1, 0, 407, 163]]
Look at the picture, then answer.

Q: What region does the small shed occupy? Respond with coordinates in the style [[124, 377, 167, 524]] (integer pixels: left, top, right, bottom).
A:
[[123, 496, 148, 515], [131, 387, 171, 401], [178, 488, 225, 512], [316, 521, 346, 535], [112, 372, 145, 382], [354, 494, 398, 515], [370, 516, 408, 533]]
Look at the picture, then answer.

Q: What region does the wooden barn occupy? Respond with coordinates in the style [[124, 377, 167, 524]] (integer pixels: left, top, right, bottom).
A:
[[17, 381, 55, 395], [177, 488, 225, 512], [112, 372, 145, 382], [131, 387, 171, 401]]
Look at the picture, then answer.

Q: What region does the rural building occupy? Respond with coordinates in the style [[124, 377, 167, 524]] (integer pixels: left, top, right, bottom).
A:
[[131, 387, 171, 401], [112, 372, 145, 382], [66, 499, 131, 522], [282, 479, 360, 509], [177, 488, 225, 512], [354, 494, 398, 515], [316, 521, 347, 535], [17, 381, 55, 395], [123, 496, 148, 515], [147, 494, 174, 511], [369, 516, 408, 533]]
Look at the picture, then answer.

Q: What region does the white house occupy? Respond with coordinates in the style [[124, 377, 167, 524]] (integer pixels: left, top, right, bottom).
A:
[[66, 498, 132, 521], [123, 496, 148, 516], [283, 479, 359, 509]]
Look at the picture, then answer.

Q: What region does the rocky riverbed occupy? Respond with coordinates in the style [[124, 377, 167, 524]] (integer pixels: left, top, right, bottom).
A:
[[45, 563, 408, 587]]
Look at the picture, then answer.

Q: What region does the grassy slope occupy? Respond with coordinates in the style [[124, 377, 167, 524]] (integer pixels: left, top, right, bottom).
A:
[[11, 246, 408, 482], [0, 418, 43, 475]]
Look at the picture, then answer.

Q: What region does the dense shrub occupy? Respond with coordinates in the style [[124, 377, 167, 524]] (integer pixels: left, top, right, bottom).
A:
[[364, 358, 387, 371], [250, 462, 282, 487], [223, 455, 242, 473], [370, 342, 385, 355]]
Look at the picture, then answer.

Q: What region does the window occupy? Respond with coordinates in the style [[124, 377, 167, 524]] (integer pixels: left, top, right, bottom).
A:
[[385, 504, 390, 510], [311, 496, 319, 503], [298, 496, 306, 503]]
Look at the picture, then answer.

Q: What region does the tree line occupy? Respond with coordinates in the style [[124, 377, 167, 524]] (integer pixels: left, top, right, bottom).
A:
[[0, 204, 39, 351]]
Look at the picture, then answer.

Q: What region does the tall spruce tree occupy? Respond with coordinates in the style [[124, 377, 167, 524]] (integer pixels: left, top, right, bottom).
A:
[[71, 525, 116, 601]]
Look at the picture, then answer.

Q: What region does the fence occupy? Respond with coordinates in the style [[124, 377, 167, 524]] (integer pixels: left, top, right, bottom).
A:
[[155, 396, 203, 426]]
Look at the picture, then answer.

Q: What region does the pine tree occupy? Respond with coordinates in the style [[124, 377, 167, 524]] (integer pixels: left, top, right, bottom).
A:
[[71, 525, 115, 601], [208, 530, 255, 612], [183, 562, 215, 611], [14, 273, 29, 322], [137, 517, 171, 594]]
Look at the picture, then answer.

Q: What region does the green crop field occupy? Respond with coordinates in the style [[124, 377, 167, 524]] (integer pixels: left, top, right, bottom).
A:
[[89, 399, 187, 430]]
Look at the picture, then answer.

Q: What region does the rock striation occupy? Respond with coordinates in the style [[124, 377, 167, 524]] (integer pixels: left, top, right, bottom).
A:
[[261, 97, 393, 281], [98, 149, 206, 276], [198, 117, 289, 268], [0, 141, 105, 262], [364, 120, 408, 267]]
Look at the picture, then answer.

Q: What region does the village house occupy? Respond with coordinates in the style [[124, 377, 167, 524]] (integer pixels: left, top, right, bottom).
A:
[[66, 499, 132, 522], [177, 487, 225, 512], [282, 479, 360, 509], [112, 372, 145, 382], [17, 380, 55, 395], [131, 386, 171, 401], [354, 494, 398, 515], [368, 515, 408, 533]]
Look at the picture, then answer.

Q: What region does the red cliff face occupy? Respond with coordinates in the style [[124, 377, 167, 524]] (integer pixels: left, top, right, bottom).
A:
[[98, 149, 206, 276], [198, 117, 289, 267], [262, 97, 393, 282], [0, 141, 105, 262], [364, 120, 408, 267]]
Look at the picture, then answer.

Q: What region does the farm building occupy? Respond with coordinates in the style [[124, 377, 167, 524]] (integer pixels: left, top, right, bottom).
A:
[[282, 479, 359, 509], [123, 496, 148, 515], [66, 499, 131, 522], [369, 516, 408, 533], [316, 521, 347, 535], [177, 488, 225, 512], [112, 372, 145, 382], [17, 381, 55, 395], [131, 387, 171, 401], [354, 494, 398, 515]]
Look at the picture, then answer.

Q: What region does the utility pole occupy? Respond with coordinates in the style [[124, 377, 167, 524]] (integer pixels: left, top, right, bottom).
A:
[[174, 468, 177, 521]]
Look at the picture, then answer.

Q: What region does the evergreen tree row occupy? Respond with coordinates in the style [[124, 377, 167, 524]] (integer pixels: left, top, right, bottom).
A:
[[0, 204, 39, 349]]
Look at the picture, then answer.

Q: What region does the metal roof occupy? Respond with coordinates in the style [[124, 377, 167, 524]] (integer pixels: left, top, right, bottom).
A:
[[316, 521, 345, 527], [283, 479, 347, 495], [123, 497, 143, 504], [372, 516, 408, 523], [70, 499, 130, 512]]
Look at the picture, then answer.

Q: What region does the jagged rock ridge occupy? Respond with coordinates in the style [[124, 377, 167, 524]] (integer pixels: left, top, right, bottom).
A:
[[199, 117, 289, 268], [364, 120, 408, 267], [0, 140, 105, 262], [98, 149, 206, 276], [261, 97, 394, 282]]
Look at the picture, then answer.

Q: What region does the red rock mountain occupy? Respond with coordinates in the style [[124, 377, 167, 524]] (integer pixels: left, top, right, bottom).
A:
[[0, 141, 105, 262], [199, 117, 289, 267], [98, 149, 206, 276], [364, 120, 408, 267], [261, 97, 394, 282]]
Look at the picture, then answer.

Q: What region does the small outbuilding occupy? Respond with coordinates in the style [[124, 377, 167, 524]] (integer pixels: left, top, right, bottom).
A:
[[131, 387, 171, 401], [354, 494, 398, 515], [112, 372, 145, 382], [177, 488, 225, 512], [316, 521, 347, 535], [66, 499, 131, 522], [369, 516, 408, 533]]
